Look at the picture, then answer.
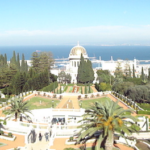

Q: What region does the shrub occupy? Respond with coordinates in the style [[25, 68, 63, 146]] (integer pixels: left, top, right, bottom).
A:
[[53, 94, 56, 98], [78, 95, 81, 99], [0, 130, 4, 135], [97, 93, 100, 97], [84, 95, 88, 98], [69, 136, 73, 141], [64, 148, 76, 150], [91, 94, 94, 98], [8, 132, 13, 137]]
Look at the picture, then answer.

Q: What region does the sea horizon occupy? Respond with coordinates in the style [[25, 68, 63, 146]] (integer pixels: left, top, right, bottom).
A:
[[0, 45, 150, 61]]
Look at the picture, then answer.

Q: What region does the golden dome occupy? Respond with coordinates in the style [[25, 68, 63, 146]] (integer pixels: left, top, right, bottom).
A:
[[69, 43, 87, 56]]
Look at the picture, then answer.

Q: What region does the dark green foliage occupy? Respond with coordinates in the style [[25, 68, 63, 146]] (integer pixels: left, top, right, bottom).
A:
[[40, 82, 58, 92], [96, 69, 114, 85], [10, 51, 17, 69], [8, 132, 13, 137], [50, 73, 57, 82], [141, 67, 144, 80], [89, 85, 91, 93], [58, 71, 71, 83], [85, 85, 87, 94], [133, 65, 136, 78], [113, 81, 150, 103], [31, 51, 54, 74], [114, 62, 123, 83], [69, 136, 73, 141], [17, 53, 20, 71], [81, 87, 83, 94], [23, 82, 29, 92], [77, 54, 94, 83], [20, 54, 26, 72], [31, 52, 40, 73], [0, 130, 4, 135], [124, 77, 143, 85]]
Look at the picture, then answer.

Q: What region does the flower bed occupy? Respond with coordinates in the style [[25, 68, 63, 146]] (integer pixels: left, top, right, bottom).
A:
[[65, 138, 95, 145], [0, 132, 16, 141], [0, 134, 16, 141]]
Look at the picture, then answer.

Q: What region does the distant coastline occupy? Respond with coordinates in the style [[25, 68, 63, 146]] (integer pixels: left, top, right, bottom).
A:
[[0, 45, 150, 61]]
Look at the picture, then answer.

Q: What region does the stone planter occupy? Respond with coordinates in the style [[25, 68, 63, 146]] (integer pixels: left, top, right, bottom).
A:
[[0, 135, 16, 141], [65, 138, 95, 145], [0, 104, 2, 108]]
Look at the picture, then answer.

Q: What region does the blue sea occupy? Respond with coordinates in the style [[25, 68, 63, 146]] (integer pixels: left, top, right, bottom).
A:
[[0, 45, 150, 61]]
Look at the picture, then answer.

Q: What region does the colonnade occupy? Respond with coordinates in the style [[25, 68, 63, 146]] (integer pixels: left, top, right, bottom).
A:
[[71, 60, 80, 67]]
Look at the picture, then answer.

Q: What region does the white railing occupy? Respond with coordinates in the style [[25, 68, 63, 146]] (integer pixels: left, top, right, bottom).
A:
[[111, 91, 143, 111]]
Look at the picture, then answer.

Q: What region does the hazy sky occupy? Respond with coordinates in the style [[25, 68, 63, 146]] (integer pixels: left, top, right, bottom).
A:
[[0, 0, 150, 46]]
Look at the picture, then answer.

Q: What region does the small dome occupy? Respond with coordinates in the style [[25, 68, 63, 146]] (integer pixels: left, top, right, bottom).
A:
[[69, 43, 87, 56]]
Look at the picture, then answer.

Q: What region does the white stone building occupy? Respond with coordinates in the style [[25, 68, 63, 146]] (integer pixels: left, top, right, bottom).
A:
[[51, 43, 150, 82], [51, 43, 97, 83]]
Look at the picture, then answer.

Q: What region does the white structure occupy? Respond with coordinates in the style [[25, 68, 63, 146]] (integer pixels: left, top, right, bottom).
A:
[[49, 43, 150, 82], [65, 42, 88, 83], [51, 42, 97, 83]]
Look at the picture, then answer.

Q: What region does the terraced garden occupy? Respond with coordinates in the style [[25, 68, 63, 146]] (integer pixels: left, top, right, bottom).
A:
[[26, 97, 60, 110]]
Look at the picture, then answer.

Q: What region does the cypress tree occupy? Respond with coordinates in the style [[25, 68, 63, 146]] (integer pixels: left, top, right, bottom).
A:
[[141, 67, 145, 80], [11, 51, 17, 65], [77, 54, 94, 84], [77, 54, 85, 83], [17, 53, 20, 71], [23, 82, 29, 92], [81, 86, 83, 94], [60, 86, 62, 94], [89, 85, 91, 93], [133, 65, 136, 78], [129, 66, 131, 78], [31, 52, 40, 73], [21, 54, 25, 72], [85, 85, 87, 94], [86, 59, 94, 83], [4, 54, 7, 67]]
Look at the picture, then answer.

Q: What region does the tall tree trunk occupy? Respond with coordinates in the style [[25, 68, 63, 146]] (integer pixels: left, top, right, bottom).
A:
[[20, 114, 22, 121], [105, 131, 114, 150]]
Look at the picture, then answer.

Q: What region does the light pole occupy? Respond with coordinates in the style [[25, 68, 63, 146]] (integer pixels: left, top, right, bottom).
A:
[[52, 100, 54, 108]]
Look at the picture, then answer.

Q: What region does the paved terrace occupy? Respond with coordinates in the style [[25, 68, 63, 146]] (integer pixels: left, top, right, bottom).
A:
[[0, 90, 142, 150]]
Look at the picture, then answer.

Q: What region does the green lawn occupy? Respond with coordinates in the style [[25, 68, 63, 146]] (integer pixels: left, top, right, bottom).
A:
[[26, 97, 60, 110], [0, 142, 7, 147], [137, 103, 150, 111], [81, 97, 111, 109]]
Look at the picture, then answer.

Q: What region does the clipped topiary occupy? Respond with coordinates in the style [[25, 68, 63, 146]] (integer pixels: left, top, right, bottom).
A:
[[8, 132, 13, 137]]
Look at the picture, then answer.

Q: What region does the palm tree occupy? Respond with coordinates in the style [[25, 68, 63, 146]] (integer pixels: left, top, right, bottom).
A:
[[3, 98, 32, 121], [76, 100, 140, 150]]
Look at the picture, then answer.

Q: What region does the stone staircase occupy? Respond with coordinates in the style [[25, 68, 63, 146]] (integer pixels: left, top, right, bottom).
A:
[[56, 95, 79, 109], [25, 131, 50, 150]]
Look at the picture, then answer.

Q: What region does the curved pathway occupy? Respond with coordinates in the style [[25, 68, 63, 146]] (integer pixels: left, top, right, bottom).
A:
[[107, 94, 137, 116], [50, 137, 134, 150], [0, 134, 25, 150], [56, 95, 79, 109]]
